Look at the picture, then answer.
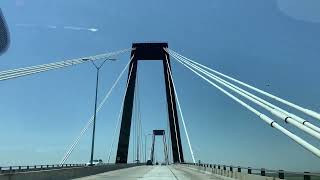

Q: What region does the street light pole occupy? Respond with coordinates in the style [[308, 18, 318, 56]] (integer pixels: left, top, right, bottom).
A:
[[89, 58, 116, 166]]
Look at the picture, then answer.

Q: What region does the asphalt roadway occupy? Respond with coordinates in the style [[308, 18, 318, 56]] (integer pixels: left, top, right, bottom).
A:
[[73, 165, 221, 180]]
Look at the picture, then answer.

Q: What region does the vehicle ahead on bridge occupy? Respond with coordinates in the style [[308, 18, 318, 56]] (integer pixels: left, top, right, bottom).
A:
[[146, 160, 153, 165], [86, 159, 103, 166]]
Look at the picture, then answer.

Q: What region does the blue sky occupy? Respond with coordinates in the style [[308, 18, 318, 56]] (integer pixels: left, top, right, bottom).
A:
[[0, 0, 320, 172]]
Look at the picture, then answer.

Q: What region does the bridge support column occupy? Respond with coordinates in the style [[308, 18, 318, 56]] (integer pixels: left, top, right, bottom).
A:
[[115, 43, 184, 164]]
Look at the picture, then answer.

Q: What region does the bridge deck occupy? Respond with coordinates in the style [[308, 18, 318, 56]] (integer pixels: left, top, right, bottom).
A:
[[72, 165, 219, 180]]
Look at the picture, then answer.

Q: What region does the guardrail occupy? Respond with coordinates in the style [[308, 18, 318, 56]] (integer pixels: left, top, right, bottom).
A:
[[0, 163, 142, 180], [184, 163, 320, 180], [0, 163, 96, 174]]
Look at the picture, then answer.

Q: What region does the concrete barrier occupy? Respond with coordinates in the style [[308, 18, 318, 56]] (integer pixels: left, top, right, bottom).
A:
[[0, 164, 140, 180], [181, 164, 282, 180]]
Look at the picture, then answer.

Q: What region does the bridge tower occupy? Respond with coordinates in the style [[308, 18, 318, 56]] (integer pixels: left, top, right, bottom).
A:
[[150, 130, 169, 164], [115, 42, 184, 163]]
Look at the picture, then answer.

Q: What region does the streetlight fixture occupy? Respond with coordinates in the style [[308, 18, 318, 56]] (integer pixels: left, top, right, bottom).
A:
[[88, 58, 116, 166]]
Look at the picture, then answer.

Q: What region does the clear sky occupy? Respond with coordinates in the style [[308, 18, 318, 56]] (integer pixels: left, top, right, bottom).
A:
[[0, 0, 320, 172]]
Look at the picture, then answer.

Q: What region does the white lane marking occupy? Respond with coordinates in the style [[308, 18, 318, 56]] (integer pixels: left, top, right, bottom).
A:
[[141, 166, 177, 180]]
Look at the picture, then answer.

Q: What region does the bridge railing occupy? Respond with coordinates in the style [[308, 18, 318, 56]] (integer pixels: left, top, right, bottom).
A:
[[0, 163, 142, 180], [0, 163, 88, 174], [183, 162, 320, 180]]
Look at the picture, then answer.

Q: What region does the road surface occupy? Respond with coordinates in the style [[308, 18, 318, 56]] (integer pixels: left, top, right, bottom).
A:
[[73, 165, 221, 180]]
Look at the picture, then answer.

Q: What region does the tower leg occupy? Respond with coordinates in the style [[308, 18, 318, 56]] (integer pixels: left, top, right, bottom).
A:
[[163, 54, 184, 163], [115, 56, 137, 163]]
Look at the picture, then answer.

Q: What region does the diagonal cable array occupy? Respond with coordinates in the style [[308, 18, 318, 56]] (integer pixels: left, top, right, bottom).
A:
[[168, 49, 320, 134], [169, 51, 320, 140], [169, 49, 320, 122], [60, 55, 134, 165], [0, 48, 133, 81], [166, 48, 320, 158]]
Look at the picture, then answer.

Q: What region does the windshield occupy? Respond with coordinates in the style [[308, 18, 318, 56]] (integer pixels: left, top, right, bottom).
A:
[[0, 1, 320, 180]]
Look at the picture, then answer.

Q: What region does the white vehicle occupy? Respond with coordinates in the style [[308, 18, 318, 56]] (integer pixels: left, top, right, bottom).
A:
[[86, 159, 103, 166]]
